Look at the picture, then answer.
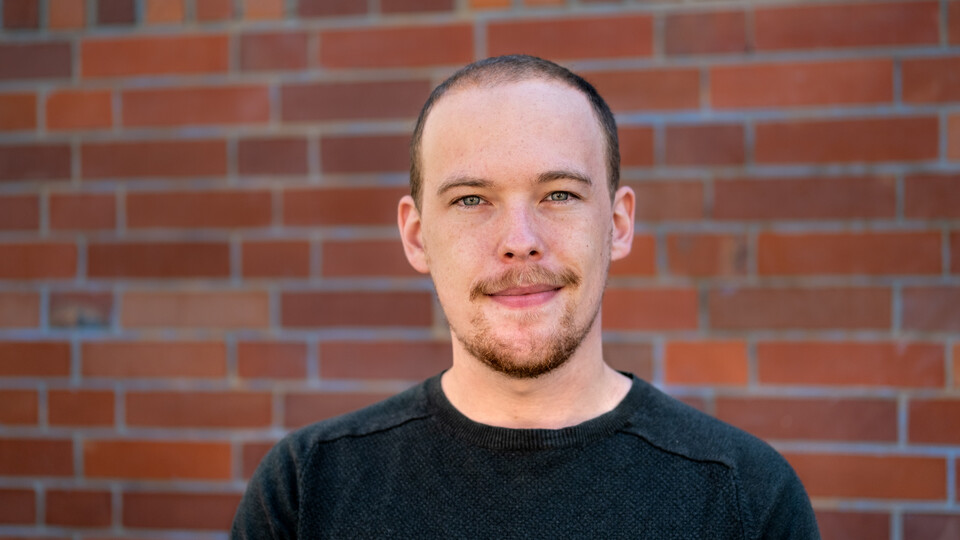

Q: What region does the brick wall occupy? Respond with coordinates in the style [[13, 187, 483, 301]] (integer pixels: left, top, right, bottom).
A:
[[0, 0, 958, 537]]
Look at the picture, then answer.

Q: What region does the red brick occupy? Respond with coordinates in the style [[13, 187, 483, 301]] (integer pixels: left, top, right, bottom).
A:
[[755, 1, 939, 50], [950, 115, 960, 160], [4, 0, 39, 28], [665, 341, 747, 386], [82, 341, 226, 378], [46, 490, 111, 527], [127, 391, 272, 428], [815, 511, 889, 540], [122, 291, 270, 329], [608, 234, 656, 277], [0, 292, 39, 327], [282, 291, 433, 327], [281, 80, 429, 122], [0, 242, 76, 279], [716, 398, 897, 442], [123, 86, 269, 127], [713, 176, 896, 220], [321, 24, 472, 68], [903, 57, 960, 103], [953, 233, 960, 275], [243, 240, 310, 277], [84, 440, 231, 480], [320, 135, 410, 173], [285, 392, 391, 427], [667, 233, 747, 277], [123, 491, 241, 530], [127, 190, 272, 228], [240, 32, 308, 71], [46, 90, 112, 130], [905, 174, 960, 218], [758, 232, 941, 276], [665, 11, 747, 55], [755, 117, 938, 164], [603, 343, 653, 380], [665, 124, 744, 165], [49, 287, 112, 328], [48, 390, 114, 426], [709, 287, 890, 330], [0, 439, 73, 476], [242, 442, 274, 478], [299, 0, 366, 17], [757, 341, 944, 388], [602, 288, 698, 330], [98, 0, 134, 24], [0, 390, 38, 425], [711, 60, 893, 108], [320, 341, 450, 380], [82, 35, 229, 77], [237, 342, 307, 379], [909, 400, 960, 444], [0, 93, 36, 130], [488, 16, 652, 60], [242, 0, 281, 19], [88, 242, 229, 278], [0, 342, 70, 376], [49, 193, 115, 230], [284, 187, 407, 226], [238, 137, 308, 175], [587, 69, 699, 112], [382, 0, 451, 12], [956, 343, 960, 388], [0, 194, 39, 230], [787, 453, 945, 500], [903, 287, 960, 332], [0, 42, 71, 80], [0, 144, 71, 182], [904, 514, 960, 540], [952, 1, 960, 44], [49, 0, 85, 28], [145, 0, 185, 23], [628, 181, 704, 222], [82, 140, 226, 179], [618, 127, 654, 167], [196, 0, 231, 20], [0, 489, 35, 524], [322, 239, 418, 277]]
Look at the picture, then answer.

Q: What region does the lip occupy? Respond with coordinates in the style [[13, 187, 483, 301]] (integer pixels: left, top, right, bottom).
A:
[[487, 284, 562, 308]]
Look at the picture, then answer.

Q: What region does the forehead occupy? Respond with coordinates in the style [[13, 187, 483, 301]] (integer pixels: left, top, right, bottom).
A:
[[419, 79, 606, 192]]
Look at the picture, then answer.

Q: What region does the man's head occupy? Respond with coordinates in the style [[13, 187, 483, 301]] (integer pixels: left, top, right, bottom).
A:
[[398, 56, 634, 379], [409, 55, 621, 209]]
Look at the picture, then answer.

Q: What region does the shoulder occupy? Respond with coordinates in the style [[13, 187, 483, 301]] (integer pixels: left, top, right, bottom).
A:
[[622, 379, 819, 539], [280, 379, 433, 456]]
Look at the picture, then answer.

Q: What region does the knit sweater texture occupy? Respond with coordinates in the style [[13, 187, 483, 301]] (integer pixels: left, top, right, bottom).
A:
[[232, 373, 820, 539]]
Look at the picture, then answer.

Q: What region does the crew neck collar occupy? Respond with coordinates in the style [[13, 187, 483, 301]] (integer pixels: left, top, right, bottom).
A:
[[425, 372, 641, 451]]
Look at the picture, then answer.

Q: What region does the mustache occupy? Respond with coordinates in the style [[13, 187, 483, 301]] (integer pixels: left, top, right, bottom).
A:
[[469, 266, 581, 301]]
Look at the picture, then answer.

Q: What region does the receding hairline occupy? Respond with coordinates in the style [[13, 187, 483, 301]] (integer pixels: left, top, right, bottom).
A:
[[409, 55, 621, 209]]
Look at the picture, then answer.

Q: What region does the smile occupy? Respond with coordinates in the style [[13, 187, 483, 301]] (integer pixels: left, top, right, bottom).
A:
[[487, 285, 562, 309]]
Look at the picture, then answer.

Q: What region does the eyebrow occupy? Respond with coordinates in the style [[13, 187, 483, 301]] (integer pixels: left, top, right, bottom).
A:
[[435, 170, 593, 198]]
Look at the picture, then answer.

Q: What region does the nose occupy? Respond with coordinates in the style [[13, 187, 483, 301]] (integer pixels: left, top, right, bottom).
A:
[[497, 204, 543, 262]]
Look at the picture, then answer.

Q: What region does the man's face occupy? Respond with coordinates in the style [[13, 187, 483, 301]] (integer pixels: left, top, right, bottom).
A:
[[399, 79, 634, 378]]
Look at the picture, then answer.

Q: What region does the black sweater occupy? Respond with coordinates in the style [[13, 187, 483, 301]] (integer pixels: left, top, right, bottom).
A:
[[232, 373, 820, 539]]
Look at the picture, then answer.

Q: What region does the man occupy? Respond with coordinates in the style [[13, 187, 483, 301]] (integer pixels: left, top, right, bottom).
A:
[[232, 55, 820, 539]]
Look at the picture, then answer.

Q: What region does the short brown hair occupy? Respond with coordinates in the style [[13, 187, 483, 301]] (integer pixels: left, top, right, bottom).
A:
[[409, 55, 620, 208]]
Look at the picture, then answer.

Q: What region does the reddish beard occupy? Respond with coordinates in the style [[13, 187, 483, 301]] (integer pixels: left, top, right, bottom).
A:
[[456, 265, 595, 379]]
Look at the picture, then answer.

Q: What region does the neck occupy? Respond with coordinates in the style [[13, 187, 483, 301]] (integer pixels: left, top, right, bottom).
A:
[[440, 325, 632, 429]]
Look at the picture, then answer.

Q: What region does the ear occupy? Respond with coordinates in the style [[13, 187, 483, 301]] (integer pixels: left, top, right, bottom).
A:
[[610, 185, 635, 262], [398, 195, 430, 274]]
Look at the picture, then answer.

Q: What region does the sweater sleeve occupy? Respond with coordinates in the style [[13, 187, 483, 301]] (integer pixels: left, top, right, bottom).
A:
[[742, 452, 820, 540], [231, 435, 305, 540]]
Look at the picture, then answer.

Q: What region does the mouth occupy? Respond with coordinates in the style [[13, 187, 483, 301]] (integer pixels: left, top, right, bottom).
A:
[[487, 284, 563, 309]]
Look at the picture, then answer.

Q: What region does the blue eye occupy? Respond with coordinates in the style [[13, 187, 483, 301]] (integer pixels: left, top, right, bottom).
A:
[[548, 192, 570, 201], [460, 195, 482, 206]]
